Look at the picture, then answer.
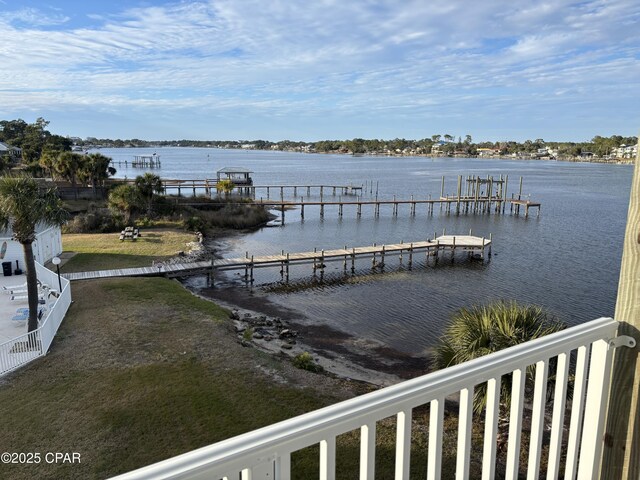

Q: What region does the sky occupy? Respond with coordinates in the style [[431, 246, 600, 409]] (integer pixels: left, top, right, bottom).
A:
[[0, 0, 639, 142]]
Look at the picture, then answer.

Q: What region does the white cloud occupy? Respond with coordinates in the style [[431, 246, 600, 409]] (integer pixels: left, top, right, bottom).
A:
[[0, 0, 638, 138], [0, 7, 69, 26]]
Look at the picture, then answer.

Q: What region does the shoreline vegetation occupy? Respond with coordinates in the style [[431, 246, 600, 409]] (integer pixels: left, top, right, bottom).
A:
[[0, 119, 637, 175], [77, 134, 638, 164]]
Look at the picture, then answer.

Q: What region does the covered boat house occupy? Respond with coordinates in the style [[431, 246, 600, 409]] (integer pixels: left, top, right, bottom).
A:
[[216, 167, 253, 186]]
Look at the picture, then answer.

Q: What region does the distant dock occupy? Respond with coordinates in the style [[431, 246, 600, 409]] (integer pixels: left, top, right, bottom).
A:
[[110, 154, 161, 168]]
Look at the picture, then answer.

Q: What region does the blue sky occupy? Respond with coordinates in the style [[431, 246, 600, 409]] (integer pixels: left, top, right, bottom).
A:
[[0, 0, 638, 142]]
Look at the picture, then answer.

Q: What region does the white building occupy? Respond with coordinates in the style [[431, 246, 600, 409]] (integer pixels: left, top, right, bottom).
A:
[[0, 224, 62, 274], [613, 144, 638, 159]]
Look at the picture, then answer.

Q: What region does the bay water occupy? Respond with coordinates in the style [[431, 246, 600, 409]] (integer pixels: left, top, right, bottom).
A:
[[101, 147, 632, 356]]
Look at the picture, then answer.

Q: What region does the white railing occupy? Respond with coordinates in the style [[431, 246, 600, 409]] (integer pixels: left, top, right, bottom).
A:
[[0, 262, 72, 376], [113, 317, 631, 480], [0, 330, 43, 376], [35, 262, 72, 353]]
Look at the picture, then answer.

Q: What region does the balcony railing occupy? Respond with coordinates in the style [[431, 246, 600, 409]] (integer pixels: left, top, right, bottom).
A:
[[112, 317, 633, 480]]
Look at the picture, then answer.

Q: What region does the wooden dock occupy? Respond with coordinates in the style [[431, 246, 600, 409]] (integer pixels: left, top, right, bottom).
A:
[[63, 234, 492, 283], [245, 195, 533, 223], [112, 179, 363, 197]]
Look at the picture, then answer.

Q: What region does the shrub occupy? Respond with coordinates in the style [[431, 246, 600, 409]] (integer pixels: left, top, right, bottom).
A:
[[63, 210, 124, 233], [292, 352, 324, 373], [433, 300, 565, 413], [183, 216, 206, 232]]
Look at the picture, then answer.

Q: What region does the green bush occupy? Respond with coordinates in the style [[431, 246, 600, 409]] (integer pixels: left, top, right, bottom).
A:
[[292, 352, 324, 373], [183, 216, 206, 232], [63, 210, 124, 233]]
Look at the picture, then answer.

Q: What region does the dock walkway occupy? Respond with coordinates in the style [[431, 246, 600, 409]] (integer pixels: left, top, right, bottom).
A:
[[63, 235, 491, 282]]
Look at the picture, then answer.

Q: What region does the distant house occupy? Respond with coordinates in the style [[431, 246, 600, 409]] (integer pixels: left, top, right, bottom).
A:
[[476, 148, 499, 157], [431, 141, 447, 154], [613, 144, 638, 159], [216, 167, 253, 186], [0, 142, 22, 163]]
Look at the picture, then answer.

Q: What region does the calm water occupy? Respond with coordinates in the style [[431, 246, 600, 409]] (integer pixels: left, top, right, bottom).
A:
[[100, 147, 632, 356]]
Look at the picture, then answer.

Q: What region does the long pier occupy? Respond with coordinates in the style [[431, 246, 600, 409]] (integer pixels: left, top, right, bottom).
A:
[[63, 234, 491, 283], [245, 195, 534, 223], [113, 179, 363, 197]]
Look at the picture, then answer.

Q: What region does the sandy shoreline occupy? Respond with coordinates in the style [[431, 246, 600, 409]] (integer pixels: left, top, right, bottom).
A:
[[180, 230, 429, 387]]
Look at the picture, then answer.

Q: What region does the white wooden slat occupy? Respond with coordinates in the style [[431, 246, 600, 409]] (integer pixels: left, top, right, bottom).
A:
[[505, 367, 526, 480], [395, 409, 412, 480], [577, 338, 615, 479], [527, 360, 549, 480], [428, 397, 445, 480], [482, 377, 501, 480], [564, 344, 590, 480], [320, 437, 336, 480], [456, 386, 474, 480], [547, 352, 570, 479], [275, 453, 291, 480], [359, 423, 376, 480]]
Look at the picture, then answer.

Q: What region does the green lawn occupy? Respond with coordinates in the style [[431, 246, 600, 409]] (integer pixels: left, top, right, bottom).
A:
[[0, 278, 350, 479], [0, 277, 521, 478], [61, 228, 198, 272]]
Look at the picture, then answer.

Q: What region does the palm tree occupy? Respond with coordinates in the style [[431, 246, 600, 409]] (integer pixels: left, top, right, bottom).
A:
[[134, 173, 164, 216], [78, 153, 115, 196], [108, 184, 140, 224], [53, 151, 83, 188], [216, 179, 235, 199], [433, 300, 565, 413], [0, 176, 68, 332]]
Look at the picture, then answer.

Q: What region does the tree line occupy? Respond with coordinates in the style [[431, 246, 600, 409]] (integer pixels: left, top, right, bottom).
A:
[[0, 118, 116, 188], [78, 134, 638, 158], [2, 117, 637, 162]]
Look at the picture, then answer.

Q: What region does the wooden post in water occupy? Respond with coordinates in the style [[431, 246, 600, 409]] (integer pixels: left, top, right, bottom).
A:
[[301, 197, 305, 219], [517, 176, 523, 216], [408, 243, 413, 268], [601, 136, 640, 480], [285, 253, 290, 281], [351, 247, 356, 272], [503, 175, 508, 213], [456, 175, 462, 215]]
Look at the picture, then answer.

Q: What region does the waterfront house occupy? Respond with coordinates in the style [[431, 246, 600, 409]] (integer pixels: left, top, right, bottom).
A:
[[614, 144, 638, 159], [0, 142, 22, 163]]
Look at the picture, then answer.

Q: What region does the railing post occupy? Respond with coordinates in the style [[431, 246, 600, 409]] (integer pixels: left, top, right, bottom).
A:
[[601, 135, 640, 479], [320, 437, 336, 480], [360, 423, 376, 480], [579, 338, 615, 479], [395, 409, 412, 480]]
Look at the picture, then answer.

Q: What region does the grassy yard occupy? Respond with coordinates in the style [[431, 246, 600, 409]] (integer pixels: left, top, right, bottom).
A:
[[0, 276, 534, 479], [61, 228, 198, 272], [0, 278, 362, 479]]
